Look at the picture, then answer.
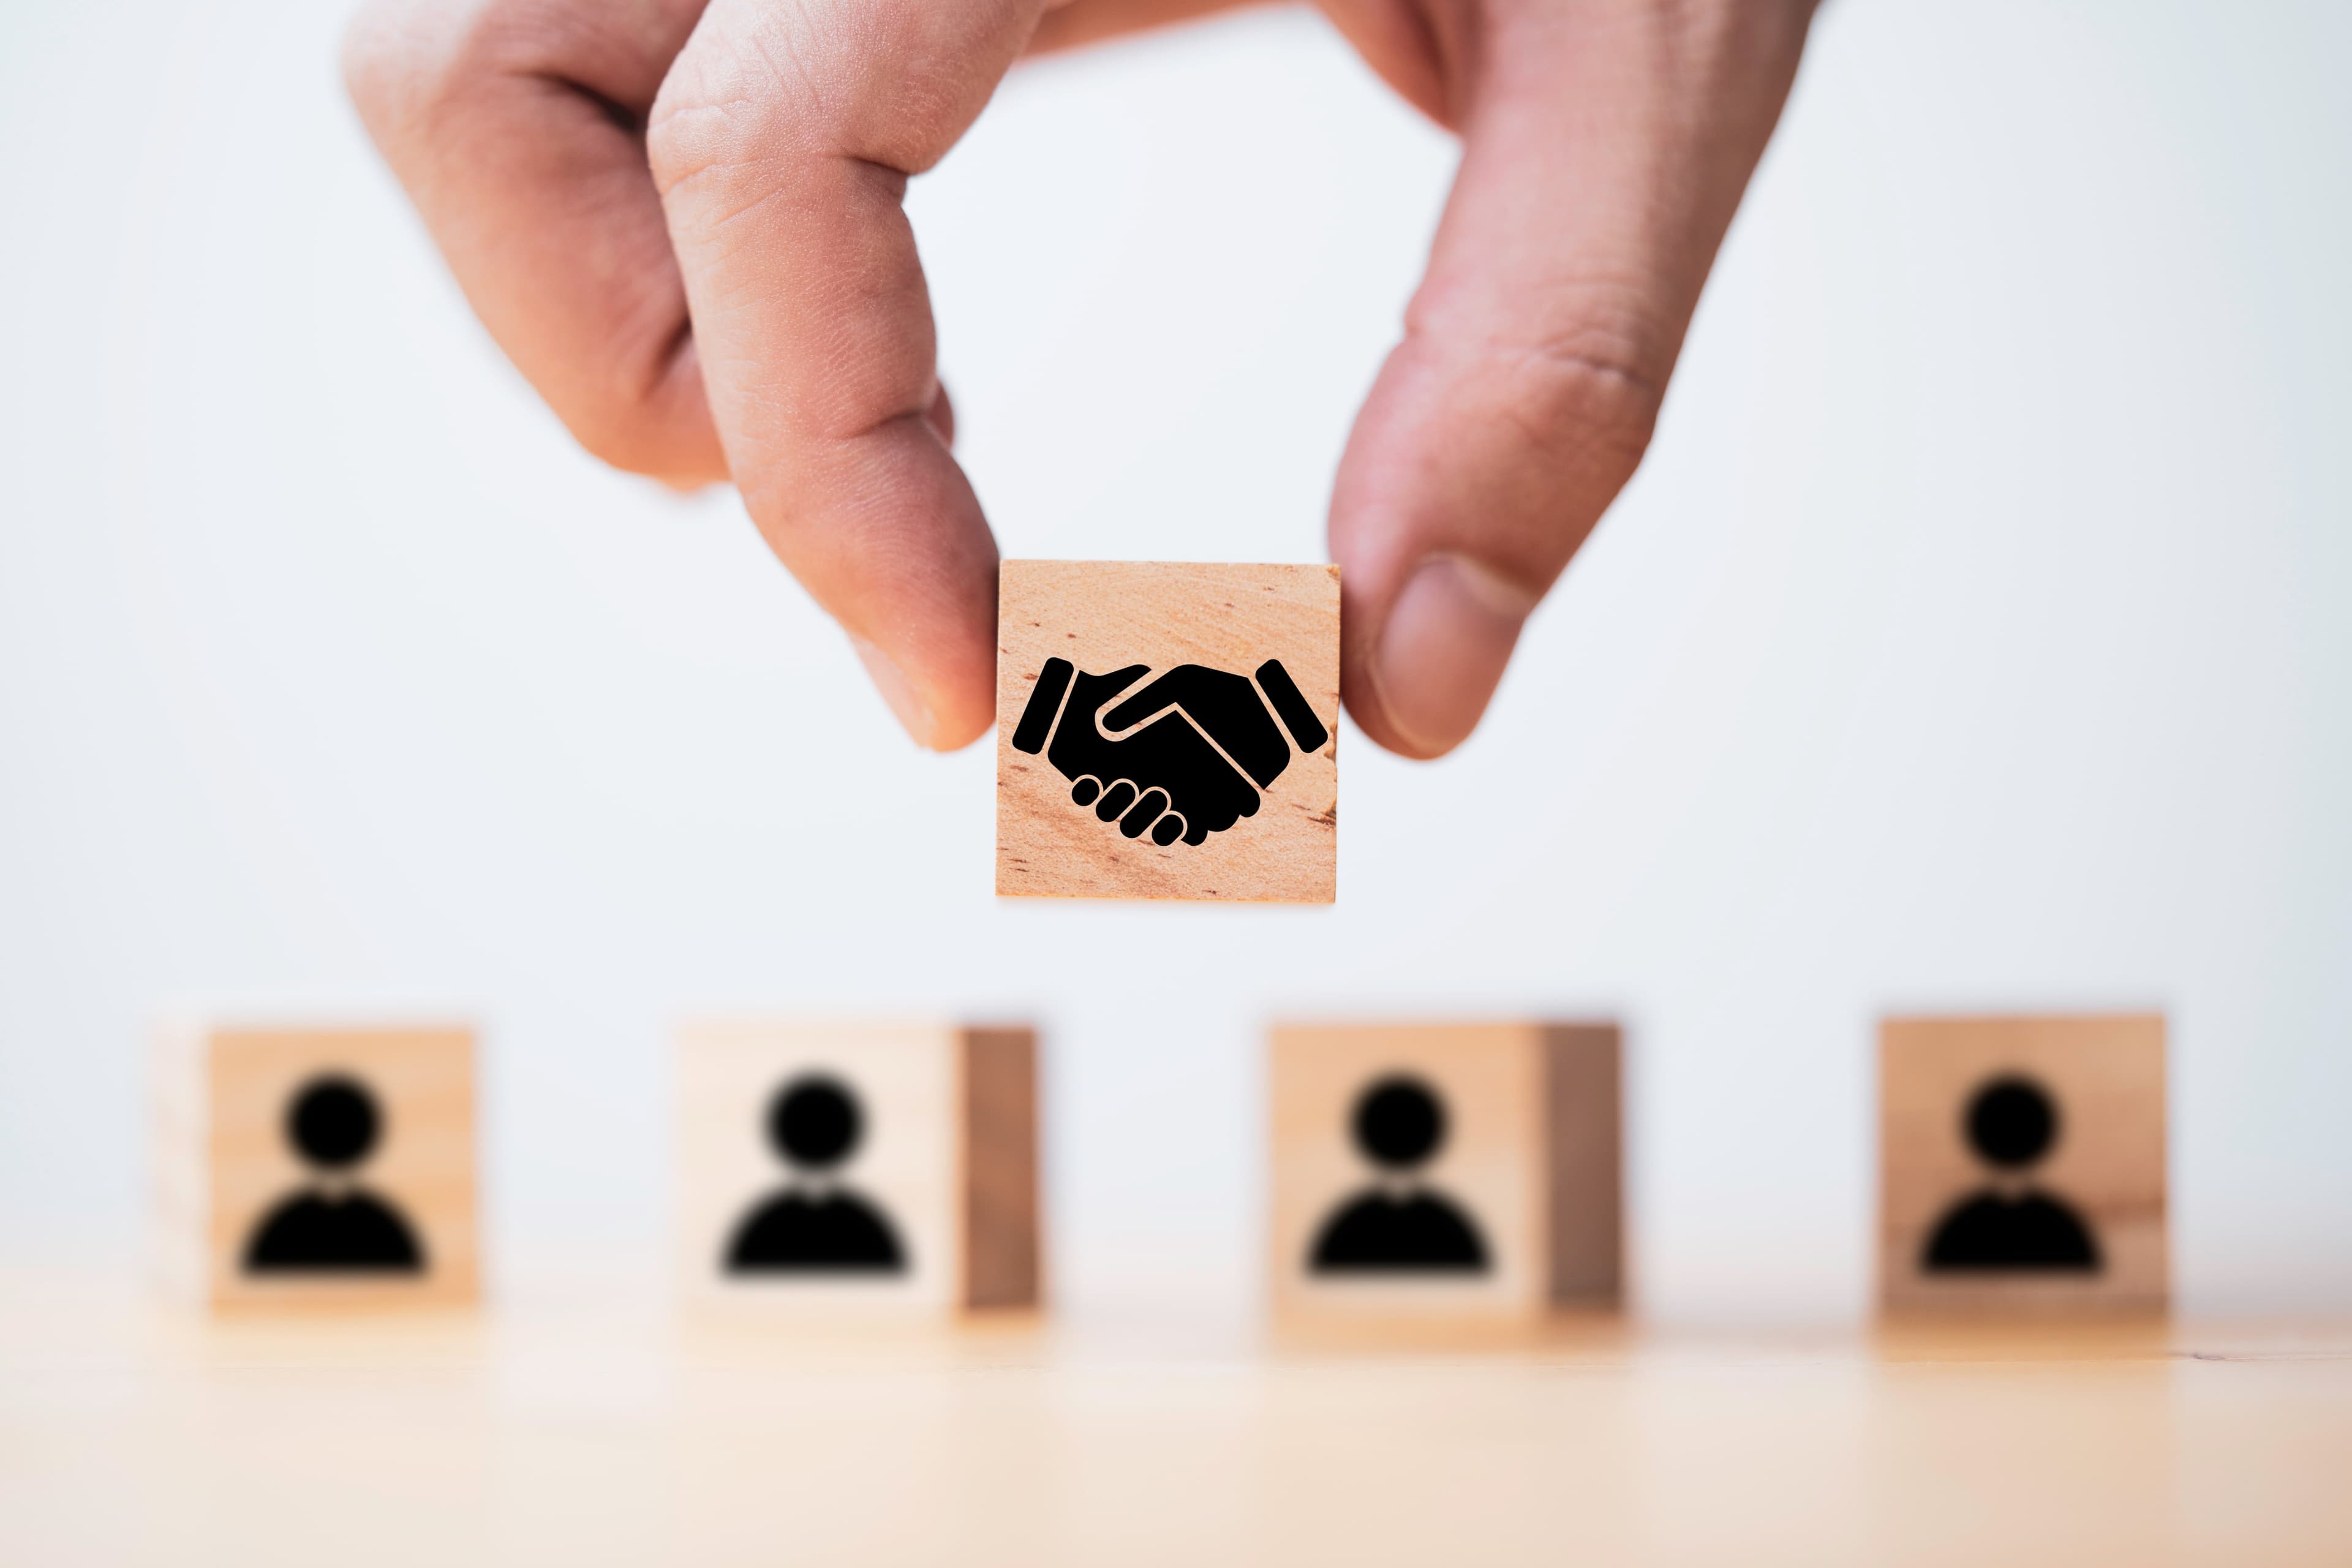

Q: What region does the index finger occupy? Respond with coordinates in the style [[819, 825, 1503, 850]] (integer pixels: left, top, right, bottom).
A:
[[647, 0, 1047, 749]]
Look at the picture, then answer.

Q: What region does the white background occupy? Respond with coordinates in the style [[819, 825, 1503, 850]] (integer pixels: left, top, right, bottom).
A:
[[2, 0, 2346, 1322]]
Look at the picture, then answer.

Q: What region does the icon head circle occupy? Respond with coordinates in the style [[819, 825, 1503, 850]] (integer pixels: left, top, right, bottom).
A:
[[1351, 1074, 1446, 1171], [768, 1075, 863, 1172], [1964, 1074, 2059, 1169], [287, 1074, 382, 1170]]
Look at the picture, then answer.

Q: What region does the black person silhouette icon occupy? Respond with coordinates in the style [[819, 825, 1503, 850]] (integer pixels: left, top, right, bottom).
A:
[[1924, 1074, 2101, 1272], [1310, 1076, 1490, 1273], [243, 1074, 426, 1273], [726, 1075, 907, 1273]]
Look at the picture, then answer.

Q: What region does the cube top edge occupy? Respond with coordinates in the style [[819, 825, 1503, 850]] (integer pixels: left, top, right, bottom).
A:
[[1000, 559, 1339, 576], [676, 1018, 1030, 1045], [172, 1022, 477, 1049]]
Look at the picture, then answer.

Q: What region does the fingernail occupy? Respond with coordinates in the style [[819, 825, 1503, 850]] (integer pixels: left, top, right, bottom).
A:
[[850, 635, 939, 748], [1370, 554, 1534, 756]]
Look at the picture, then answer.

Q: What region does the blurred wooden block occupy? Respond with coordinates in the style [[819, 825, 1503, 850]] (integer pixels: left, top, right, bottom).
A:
[[154, 1024, 479, 1310], [676, 1021, 1041, 1317], [1880, 1014, 2167, 1314], [996, 560, 1340, 903], [1268, 1022, 1622, 1325]]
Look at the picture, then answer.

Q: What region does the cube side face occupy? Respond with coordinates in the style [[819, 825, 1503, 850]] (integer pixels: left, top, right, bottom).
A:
[[1542, 1025, 1624, 1308], [959, 1028, 1041, 1312], [676, 1021, 961, 1317], [1879, 1015, 2167, 1314], [203, 1027, 478, 1310], [1269, 1024, 1545, 1322], [995, 560, 1339, 903]]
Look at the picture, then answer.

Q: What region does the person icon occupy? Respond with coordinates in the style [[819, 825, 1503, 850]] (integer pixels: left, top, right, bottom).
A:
[[1309, 1074, 1490, 1274], [1924, 1074, 2101, 1272], [725, 1074, 907, 1274], [244, 1074, 426, 1273]]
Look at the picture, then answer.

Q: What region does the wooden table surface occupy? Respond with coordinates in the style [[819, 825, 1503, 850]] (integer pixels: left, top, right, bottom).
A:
[[2, 1275, 2347, 1566]]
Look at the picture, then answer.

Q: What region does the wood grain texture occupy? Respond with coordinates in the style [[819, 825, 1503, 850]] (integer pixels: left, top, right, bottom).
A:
[[186, 1026, 478, 1311], [1269, 1023, 1545, 1322], [1542, 1025, 1623, 1307], [996, 560, 1339, 903], [960, 1028, 1041, 1311], [676, 1020, 961, 1317], [9, 1283, 2352, 1566], [1880, 1014, 2167, 1314]]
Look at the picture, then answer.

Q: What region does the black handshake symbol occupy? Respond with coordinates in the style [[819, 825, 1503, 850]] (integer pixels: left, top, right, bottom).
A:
[[1011, 657, 1331, 847]]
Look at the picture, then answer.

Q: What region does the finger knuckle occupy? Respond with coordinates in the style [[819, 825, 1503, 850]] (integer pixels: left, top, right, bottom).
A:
[[340, 0, 554, 146], [1505, 314, 1667, 483], [646, 19, 840, 200], [646, 55, 772, 200], [647, 2, 1001, 197]]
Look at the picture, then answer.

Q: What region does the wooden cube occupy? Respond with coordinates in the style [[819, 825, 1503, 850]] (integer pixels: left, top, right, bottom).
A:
[[1268, 1023, 1621, 1324], [996, 560, 1340, 903], [676, 1021, 1041, 1317], [153, 1024, 479, 1310], [1880, 1014, 2167, 1314]]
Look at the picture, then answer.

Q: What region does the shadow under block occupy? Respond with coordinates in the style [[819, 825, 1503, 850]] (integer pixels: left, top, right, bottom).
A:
[[153, 1025, 480, 1311], [1880, 1014, 2167, 1314], [996, 560, 1340, 903], [1269, 1023, 1621, 1324], [676, 1022, 1041, 1317]]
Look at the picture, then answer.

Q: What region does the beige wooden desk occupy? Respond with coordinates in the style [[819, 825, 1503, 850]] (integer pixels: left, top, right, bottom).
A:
[[2, 1274, 2347, 1566]]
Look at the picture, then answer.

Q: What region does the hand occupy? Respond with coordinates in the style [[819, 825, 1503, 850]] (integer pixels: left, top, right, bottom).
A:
[[1011, 657, 1330, 845], [344, 0, 1817, 756]]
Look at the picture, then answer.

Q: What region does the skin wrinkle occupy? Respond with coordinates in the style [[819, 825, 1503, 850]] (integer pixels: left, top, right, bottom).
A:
[[712, 198, 936, 439], [746, 419, 959, 546], [1494, 337, 1664, 466], [662, 0, 1003, 175], [535, 71, 646, 134], [652, 31, 951, 447], [645, 102, 793, 195], [449, 9, 663, 123], [741, 13, 835, 144], [1380, 296, 1669, 535], [641, 322, 704, 430], [605, 303, 707, 436], [690, 283, 937, 450]]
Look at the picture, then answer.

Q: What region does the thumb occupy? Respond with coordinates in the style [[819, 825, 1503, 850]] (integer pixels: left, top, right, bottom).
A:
[[1330, 0, 1815, 758]]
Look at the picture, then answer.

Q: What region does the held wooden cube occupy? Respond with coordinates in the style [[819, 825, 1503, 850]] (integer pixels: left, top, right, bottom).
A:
[[676, 1021, 1041, 1317], [153, 1025, 480, 1310], [997, 560, 1340, 903], [1269, 1023, 1622, 1325], [1879, 1014, 2167, 1314]]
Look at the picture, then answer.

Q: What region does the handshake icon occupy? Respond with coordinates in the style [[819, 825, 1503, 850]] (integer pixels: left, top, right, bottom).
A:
[[1011, 657, 1332, 848]]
